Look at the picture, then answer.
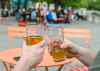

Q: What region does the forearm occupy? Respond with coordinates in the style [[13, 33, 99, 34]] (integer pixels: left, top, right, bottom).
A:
[[12, 56, 33, 71], [67, 40, 96, 65], [77, 47, 96, 65], [72, 44, 96, 65], [12, 39, 46, 71]]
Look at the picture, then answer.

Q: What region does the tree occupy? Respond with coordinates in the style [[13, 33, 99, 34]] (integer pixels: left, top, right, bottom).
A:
[[88, 0, 100, 10], [63, 0, 82, 8], [31, 0, 100, 10]]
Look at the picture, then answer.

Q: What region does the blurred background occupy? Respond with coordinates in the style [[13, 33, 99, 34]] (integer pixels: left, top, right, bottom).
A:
[[0, 0, 100, 10]]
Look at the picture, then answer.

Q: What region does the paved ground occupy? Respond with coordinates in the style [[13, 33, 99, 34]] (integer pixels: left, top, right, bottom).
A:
[[0, 17, 100, 71]]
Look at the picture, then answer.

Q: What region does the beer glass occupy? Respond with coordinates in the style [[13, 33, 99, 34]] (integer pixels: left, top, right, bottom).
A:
[[24, 25, 45, 47], [48, 27, 65, 62]]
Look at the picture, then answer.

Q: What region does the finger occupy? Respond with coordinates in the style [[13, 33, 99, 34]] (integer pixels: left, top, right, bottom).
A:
[[60, 43, 68, 48]]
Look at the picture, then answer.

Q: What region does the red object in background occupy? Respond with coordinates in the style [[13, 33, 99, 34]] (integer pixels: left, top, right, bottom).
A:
[[18, 19, 27, 27], [53, 18, 65, 23]]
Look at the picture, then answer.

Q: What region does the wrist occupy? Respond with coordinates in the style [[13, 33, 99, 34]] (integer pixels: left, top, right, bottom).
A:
[[13, 56, 33, 71], [20, 55, 36, 67]]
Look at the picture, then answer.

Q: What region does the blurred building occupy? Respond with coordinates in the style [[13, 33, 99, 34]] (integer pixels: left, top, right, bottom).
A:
[[0, 0, 10, 9]]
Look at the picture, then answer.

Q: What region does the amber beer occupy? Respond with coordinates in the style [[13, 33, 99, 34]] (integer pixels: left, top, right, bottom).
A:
[[49, 40, 65, 62], [51, 47, 65, 62], [48, 27, 65, 62], [24, 36, 43, 46]]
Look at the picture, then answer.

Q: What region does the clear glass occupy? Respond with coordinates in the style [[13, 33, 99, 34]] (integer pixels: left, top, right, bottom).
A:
[[48, 27, 65, 62], [24, 25, 45, 46], [48, 27, 64, 41]]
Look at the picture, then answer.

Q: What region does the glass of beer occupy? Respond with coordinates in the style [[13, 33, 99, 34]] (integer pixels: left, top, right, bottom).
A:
[[24, 36, 43, 46], [48, 27, 65, 62], [24, 26, 45, 47]]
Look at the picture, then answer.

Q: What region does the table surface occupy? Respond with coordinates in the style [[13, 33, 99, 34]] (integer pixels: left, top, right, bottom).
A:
[[0, 46, 72, 67]]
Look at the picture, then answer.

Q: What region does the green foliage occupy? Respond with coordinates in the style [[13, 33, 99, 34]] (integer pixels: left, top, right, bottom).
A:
[[88, 0, 100, 10], [64, 0, 81, 8], [31, 0, 100, 10]]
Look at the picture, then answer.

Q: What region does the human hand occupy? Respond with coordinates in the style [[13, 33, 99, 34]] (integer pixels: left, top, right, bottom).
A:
[[60, 39, 80, 58], [48, 39, 79, 58], [21, 39, 47, 66], [13, 39, 48, 71], [48, 39, 63, 54], [60, 39, 96, 65]]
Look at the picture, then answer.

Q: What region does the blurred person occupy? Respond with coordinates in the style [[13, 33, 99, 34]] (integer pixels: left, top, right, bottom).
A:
[[49, 4, 55, 11], [31, 8, 36, 22], [42, 2, 48, 13], [64, 12, 70, 24], [15, 9, 22, 20], [42, 2, 48, 22], [21, 8, 26, 21], [36, 3, 44, 24], [1, 7, 9, 17], [67, 7, 75, 23], [47, 9, 57, 23], [35, 2, 42, 10], [54, 6, 65, 23], [36, 8, 43, 24], [26, 8, 32, 21], [56, 6, 64, 18], [74, 12, 80, 24], [48, 4, 56, 20], [9, 8, 15, 16]]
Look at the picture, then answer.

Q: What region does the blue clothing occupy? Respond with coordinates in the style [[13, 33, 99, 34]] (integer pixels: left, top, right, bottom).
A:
[[31, 11, 36, 21], [47, 11, 57, 22], [16, 11, 22, 20]]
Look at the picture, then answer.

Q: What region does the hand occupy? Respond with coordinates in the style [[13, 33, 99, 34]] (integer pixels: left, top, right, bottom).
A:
[[13, 40, 47, 71], [48, 39, 79, 58], [60, 39, 80, 58], [60, 39, 96, 65], [21, 39, 47, 66], [48, 39, 63, 54]]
